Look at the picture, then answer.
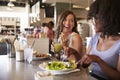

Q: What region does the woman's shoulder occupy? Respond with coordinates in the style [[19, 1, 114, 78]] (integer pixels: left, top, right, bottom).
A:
[[71, 32, 80, 37], [71, 32, 82, 40], [91, 33, 100, 40]]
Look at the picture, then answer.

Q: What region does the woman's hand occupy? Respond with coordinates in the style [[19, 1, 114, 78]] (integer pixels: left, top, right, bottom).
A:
[[59, 33, 68, 48], [77, 54, 101, 68], [64, 47, 81, 62]]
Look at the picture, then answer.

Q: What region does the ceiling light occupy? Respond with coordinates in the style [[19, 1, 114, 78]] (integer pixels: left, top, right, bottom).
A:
[[86, 7, 90, 10], [73, 5, 84, 9], [41, 5, 45, 8], [86, 0, 90, 11], [7, 2, 14, 7], [10, 0, 16, 1]]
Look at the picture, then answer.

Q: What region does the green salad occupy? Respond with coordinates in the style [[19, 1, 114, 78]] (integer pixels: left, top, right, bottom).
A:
[[46, 60, 76, 70]]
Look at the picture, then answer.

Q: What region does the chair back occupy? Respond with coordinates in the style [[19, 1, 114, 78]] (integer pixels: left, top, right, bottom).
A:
[[27, 38, 49, 54]]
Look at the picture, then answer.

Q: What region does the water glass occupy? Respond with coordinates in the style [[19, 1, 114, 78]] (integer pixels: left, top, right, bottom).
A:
[[24, 47, 33, 63]]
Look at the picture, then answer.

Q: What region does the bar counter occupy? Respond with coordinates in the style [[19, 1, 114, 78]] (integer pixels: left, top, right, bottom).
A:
[[0, 55, 97, 80]]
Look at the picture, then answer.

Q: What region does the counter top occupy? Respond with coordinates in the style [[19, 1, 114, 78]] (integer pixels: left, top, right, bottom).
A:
[[0, 55, 97, 80]]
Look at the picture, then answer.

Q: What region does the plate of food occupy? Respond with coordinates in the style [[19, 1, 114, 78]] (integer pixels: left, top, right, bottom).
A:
[[34, 71, 53, 80], [39, 60, 78, 75], [33, 51, 50, 60]]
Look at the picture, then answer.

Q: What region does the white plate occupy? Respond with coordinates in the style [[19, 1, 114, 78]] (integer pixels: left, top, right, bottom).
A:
[[34, 71, 53, 80], [39, 62, 79, 75], [32, 57, 49, 60]]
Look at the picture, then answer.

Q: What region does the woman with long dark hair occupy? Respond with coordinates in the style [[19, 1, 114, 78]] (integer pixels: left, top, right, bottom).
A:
[[55, 10, 83, 61], [77, 0, 120, 80]]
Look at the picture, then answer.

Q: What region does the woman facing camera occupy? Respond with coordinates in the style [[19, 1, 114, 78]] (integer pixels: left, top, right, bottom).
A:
[[55, 10, 83, 61], [76, 0, 120, 80]]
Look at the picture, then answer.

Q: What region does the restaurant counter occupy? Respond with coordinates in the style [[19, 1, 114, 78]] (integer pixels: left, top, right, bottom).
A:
[[0, 55, 97, 80]]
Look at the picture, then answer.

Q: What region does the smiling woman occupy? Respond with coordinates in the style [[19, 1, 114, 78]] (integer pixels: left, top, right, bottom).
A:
[[77, 0, 120, 80], [55, 10, 83, 61]]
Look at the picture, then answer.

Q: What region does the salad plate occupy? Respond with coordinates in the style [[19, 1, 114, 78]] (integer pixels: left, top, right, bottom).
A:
[[39, 61, 79, 75]]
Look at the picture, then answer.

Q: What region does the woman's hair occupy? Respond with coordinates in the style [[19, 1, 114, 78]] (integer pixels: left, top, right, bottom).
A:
[[47, 21, 54, 29], [55, 10, 78, 39], [41, 23, 47, 27], [88, 0, 120, 36]]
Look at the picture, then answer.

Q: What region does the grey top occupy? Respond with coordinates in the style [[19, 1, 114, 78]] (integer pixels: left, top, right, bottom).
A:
[[89, 33, 120, 79]]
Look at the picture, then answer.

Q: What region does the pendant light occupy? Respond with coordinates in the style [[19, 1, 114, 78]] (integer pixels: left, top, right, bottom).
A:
[[7, 1, 14, 7], [86, 0, 90, 10]]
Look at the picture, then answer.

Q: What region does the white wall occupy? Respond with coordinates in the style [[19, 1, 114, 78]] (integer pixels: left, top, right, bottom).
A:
[[0, 6, 25, 12], [0, 5, 30, 32], [20, 3, 30, 32]]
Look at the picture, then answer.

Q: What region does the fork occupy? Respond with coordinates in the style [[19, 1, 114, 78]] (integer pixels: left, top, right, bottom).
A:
[[48, 55, 58, 61]]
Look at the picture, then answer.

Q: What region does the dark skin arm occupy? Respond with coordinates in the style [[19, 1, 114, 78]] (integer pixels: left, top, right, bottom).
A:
[[99, 56, 120, 80], [77, 46, 120, 80]]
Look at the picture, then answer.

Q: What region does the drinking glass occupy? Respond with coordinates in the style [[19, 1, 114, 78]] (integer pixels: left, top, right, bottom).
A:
[[53, 39, 62, 60], [54, 42, 62, 53], [24, 47, 33, 64]]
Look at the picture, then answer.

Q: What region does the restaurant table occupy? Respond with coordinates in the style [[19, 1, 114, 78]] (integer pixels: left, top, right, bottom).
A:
[[0, 55, 97, 80]]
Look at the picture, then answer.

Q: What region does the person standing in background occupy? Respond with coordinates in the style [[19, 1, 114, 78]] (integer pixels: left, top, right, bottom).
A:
[[76, 0, 120, 80]]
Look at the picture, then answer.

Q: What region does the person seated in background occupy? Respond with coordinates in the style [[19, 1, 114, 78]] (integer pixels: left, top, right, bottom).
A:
[[69, 0, 120, 80], [43, 21, 54, 41], [55, 10, 83, 61]]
